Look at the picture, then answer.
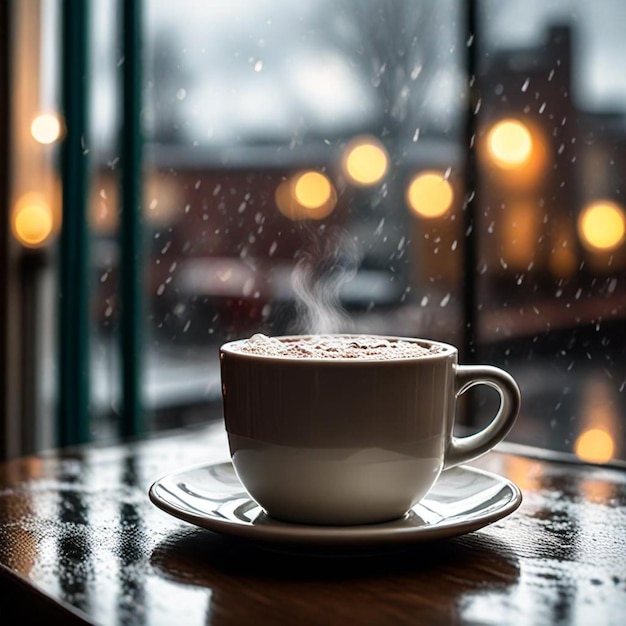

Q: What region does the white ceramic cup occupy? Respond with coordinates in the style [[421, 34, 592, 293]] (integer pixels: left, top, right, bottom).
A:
[[219, 334, 521, 525]]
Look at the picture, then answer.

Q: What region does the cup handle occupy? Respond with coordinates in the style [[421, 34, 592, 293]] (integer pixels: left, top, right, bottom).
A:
[[443, 364, 521, 470]]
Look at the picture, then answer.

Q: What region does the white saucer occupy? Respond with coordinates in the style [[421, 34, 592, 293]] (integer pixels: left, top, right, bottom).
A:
[[149, 461, 522, 549]]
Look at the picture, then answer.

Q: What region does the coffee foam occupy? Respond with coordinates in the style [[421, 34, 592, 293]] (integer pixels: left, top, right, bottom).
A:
[[231, 334, 441, 360]]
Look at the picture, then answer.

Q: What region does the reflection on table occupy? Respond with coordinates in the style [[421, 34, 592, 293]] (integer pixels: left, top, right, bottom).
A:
[[1, 423, 625, 625]]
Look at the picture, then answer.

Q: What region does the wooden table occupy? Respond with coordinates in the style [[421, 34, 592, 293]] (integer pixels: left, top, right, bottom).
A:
[[1, 422, 625, 626]]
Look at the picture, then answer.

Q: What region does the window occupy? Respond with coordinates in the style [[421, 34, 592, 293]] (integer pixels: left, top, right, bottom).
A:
[[2, 0, 624, 465]]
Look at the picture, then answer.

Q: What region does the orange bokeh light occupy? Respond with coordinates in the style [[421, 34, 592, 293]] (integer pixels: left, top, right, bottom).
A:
[[574, 428, 615, 464], [406, 171, 454, 218], [11, 192, 55, 247], [276, 171, 336, 221], [342, 137, 389, 186], [577, 200, 625, 252], [487, 119, 533, 169]]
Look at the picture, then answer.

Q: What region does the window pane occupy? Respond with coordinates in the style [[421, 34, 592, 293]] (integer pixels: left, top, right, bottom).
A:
[[15, 0, 623, 465], [91, 0, 466, 432], [475, 0, 626, 463]]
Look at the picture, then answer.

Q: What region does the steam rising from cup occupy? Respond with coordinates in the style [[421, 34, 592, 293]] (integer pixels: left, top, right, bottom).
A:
[[290, 227, 360, 335]]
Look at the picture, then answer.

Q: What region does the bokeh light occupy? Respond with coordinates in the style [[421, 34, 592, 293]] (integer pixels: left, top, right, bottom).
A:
[[577, 200, 626, 251], [30, 112, 63, 145], [342, 137, 389, 186], [276, 171, 336, 220], [574, 428, 615, 464], [406, 170, 454, 218], [12, 193, 54, 247], [487, 119, 533, 169], [294, 171, 332, 209]]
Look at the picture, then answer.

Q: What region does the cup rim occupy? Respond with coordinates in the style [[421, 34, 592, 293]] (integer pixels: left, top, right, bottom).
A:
[[219, 333, 457, 363]]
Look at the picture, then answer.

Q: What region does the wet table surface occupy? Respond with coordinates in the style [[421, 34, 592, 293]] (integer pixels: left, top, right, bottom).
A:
[[1, 422, 625, 626]]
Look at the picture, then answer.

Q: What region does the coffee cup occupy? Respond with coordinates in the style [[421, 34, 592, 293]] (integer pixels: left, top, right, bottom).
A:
[[219, 334, 521, 525]]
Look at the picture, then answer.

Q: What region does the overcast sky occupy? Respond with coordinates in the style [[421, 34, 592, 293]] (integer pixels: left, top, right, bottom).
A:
[[46, 0, 626, 149], [484, 0, 626, 111]]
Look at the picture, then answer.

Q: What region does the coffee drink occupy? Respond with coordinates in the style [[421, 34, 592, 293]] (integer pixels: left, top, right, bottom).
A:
[[220, 334, 521, 526], [231, 333, 441, 360]]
